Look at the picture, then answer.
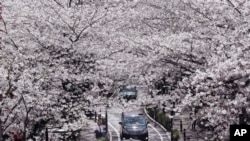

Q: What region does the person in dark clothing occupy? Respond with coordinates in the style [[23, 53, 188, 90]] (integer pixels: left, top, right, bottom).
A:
[[192, 119, 197, 131], [194, 107, 198, 115], [13, 130, 22, 141], [189, 113, 193, 120], [95, 120, 105, 139], [2, 132, 11, 141]]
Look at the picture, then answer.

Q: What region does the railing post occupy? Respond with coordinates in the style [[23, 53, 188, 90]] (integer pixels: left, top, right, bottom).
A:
[[171, 129, 173, 141], [95, 111, 97, 122], [45, 128, 48, 141], [171, 118, 173, 129], [154, 107, 157, 121], [180, 120, 183, 132], [183, 129, 186, 141], [105, 109, 108, 134]]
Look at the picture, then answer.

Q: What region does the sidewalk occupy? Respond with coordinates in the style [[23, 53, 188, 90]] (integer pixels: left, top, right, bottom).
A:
[[78, 119, 97, 141], [172, 112, 213, 141]]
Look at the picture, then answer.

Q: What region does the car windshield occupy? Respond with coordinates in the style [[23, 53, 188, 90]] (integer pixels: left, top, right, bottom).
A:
[[123, 115, 146, 127], [119, 87, 137, 95], [120, 87, 136, 92]]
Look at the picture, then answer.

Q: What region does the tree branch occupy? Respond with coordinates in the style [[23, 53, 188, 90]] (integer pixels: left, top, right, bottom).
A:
[[184, 2, 212, 21], [0, 18, 8, 34], [3, 98, 22, 124], [53, 0, 64, 8], [226, 0, 242, 15]]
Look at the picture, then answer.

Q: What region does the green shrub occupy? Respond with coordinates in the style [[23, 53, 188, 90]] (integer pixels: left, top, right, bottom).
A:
[[147, 108, 169, 127], [96, 137, 106, 141], [147, 108, 154, 117], [172, 129, 180, 140]]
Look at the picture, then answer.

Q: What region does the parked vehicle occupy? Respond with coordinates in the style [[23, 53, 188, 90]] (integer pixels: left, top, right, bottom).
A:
[[118, 86, 137, 100], [119, 111, 149, 141]]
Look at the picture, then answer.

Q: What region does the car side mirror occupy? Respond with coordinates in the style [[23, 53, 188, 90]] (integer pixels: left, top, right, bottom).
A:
[[119, 122, 122, 125]]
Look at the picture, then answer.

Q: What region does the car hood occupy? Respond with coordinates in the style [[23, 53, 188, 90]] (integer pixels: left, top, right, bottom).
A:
[[124, 125, 146, 131]]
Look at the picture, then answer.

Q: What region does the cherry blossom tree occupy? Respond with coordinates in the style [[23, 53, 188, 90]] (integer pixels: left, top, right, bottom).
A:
[[0, 0, 167, 139], [1, 0, 117, 139], [148, 0, 250, 140]]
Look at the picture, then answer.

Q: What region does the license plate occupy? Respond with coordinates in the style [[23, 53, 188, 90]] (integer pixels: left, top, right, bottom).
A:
[[133, 136, 139, 139]]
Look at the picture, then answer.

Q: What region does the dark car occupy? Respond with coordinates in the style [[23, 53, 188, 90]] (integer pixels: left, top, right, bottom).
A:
[[119, 111, 149, 140], [119, 86, 137, 100]]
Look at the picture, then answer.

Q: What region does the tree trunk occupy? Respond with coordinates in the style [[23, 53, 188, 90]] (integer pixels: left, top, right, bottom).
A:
[[69, 0, 72, 7]]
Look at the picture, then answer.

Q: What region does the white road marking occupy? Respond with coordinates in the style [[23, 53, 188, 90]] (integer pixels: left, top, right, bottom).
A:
[[148, 124, 164, 141], [109, 131, 113, 141], [108, 122, 121, 141]]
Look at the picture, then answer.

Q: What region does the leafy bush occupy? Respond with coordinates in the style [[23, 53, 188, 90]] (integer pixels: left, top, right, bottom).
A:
[[96, 137, 106, 141], [172, 129, 180, 140], [146, 108, 154, 117], [156, 110, 169, 127]]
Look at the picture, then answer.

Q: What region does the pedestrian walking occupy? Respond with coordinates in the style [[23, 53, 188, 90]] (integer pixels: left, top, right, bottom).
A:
[[94, 120, 105, 139], [191, 119, 197, 131]]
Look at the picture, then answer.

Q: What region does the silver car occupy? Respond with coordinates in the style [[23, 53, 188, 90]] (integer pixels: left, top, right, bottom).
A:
[[119, 111, 149, 141], [119, 86, 138, 100]]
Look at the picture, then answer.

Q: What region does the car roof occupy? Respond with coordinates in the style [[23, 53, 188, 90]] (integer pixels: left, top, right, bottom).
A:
[[120, 87, 137, 91], [122, 110, 144, 116]]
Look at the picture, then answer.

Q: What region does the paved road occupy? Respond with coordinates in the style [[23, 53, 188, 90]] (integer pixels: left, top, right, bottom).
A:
[[78, 119, 97, 141], [107, 104, 170, 141], [91, 85, 170, 141]]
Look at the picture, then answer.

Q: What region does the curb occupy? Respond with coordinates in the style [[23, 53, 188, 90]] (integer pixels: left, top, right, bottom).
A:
[[143, 106, 168, 132]]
